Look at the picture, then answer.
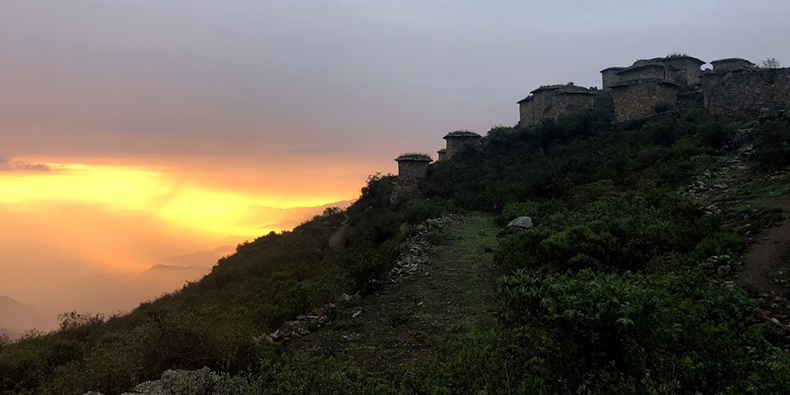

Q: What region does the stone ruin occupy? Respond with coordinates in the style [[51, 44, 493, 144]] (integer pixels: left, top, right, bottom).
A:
[[436, 148, 447, 161], [442, 130, 482, 159], [518, 84, 596, 127], [395, 153, 432, 181], [702, 58, 790, 116]]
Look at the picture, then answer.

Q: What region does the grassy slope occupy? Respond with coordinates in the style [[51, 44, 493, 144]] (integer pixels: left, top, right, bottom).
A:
[[291, 214, 499, 374]]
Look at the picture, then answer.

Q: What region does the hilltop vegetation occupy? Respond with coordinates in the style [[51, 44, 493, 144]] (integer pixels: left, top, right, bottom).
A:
[[3, 96, 790, 394]]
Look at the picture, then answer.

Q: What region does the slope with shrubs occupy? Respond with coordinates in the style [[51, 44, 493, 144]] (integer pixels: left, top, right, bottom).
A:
[[2, 95, 790, 394]]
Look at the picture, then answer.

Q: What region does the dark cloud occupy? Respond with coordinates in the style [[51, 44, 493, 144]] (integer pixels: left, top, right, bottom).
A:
[[0, 1, 788, 163], [0, 156, 50, 172]]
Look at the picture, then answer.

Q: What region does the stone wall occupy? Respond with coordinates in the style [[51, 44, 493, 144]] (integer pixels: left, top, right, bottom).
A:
[[518, 97, 535, 127], [661, 57, 704, 86], [612, 80, 679, 122], [601, 68, 624, 90], [445, 137, 480, 159], [702, 68, 790, 116], [397, 160, 430, 180], [519, 88, 596, 127], [437, 149, 447, 161], [617, 65, 675, 84], [711, 58, 755, 73]]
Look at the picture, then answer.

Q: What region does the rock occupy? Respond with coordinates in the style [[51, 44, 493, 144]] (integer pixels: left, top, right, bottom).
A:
[[83, 392, 105, 395], [296, 315, 307, 321], [507, 216, 533, 229], [771, 318, 782, 326], [717, 265, 732, 277], [352, 310, 362, 318]]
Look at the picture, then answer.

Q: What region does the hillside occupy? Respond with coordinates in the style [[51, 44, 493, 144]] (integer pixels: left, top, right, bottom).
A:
[[0, 296, 52, 335], [3, 96, 790, 394]]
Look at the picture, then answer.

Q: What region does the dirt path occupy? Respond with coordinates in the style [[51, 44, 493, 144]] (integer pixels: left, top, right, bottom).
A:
[[291, 214, 500, 373], [740, 198, 790, 297]]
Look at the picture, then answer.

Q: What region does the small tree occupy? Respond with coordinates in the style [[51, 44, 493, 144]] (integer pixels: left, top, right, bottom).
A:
[[762, 57, 781, 69]]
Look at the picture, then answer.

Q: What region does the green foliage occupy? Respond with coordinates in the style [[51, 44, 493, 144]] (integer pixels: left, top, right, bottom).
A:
[[2, 98, 789, 395], [755, 115, 790, 169], [498, 270, 790, 394], [498, 192, 716, 273]]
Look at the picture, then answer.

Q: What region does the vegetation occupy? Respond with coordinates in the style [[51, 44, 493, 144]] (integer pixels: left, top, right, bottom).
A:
[[3, 93, 790, 394], [762, 57, 782, 69]]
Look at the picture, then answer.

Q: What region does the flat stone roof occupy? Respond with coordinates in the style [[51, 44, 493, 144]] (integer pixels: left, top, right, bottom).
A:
[[395, 153, 432, 162], [646, 55, 705, 65], [711, 58, 755, 65], [530, 84, 593, 95], [443, 130, 481, 139], [517, 96, 533, 104], [600, 66, 627, 73], [437, 148, 447, 153]]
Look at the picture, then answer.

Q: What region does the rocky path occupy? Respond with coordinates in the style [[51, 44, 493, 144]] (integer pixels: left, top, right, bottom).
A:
[[740, 198, 790, 297], [290, 214, 500, 374]]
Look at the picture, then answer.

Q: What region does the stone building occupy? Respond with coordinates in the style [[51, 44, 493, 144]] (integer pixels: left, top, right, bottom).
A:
[[657, 55, 705, 86], [518, 84, 596, 127], [395, 154, 432, 181], [611, 79, 680, 122], [616, 64, 677, 85], [443, 131, 481, 159], [602, 55, 705, 89], [436, 149, 447, 161], [702, 59, 790, 116], [710, 58, 756, 73], [601, 67, 626, 89]]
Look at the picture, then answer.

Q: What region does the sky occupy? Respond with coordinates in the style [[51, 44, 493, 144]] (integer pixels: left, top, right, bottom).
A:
[[1, 0, 789, 325]]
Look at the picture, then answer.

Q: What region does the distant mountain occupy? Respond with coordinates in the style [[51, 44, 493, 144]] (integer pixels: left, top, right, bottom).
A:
[[159, 245, 235, 268], [247, 200, 353, 232], [0, 296, 52, 333], [132, 264, 210, 292], [0, 327, 20, 341]]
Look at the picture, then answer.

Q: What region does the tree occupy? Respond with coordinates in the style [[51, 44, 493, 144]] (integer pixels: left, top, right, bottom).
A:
[[762, 57, 782, 69]]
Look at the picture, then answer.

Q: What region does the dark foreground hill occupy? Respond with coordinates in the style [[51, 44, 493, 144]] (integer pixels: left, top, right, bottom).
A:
[[3, 99, 790, 394]]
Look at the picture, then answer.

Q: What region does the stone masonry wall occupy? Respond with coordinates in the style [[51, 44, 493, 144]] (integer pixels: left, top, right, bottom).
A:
[[521, 90, 595, 127], [662, 57, 703, 86], [602, 69, 623, 90], [445, 137, 480, 159], [398, 161, 430, 180], [518, 98, 535, 127], [546, 93, 596, 120], [612, 81, 678, 122], [702, 68, 790, 116], [617, 66, 674, 84]]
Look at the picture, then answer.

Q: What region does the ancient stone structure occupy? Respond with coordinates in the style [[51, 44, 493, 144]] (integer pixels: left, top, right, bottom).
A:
[[657, 55, 705, 86], [436, 149, 447, 161], [395, 154, 432, 181], [611, 79, 679, 122], [710, 58, 756, 73], [601, 67, 625, 90], [617, 64, 676, 85], [702, 61, 790, 116], [443, 131, 481, 159], [518, 84, 596, 127], [602, 55, 705, 89]]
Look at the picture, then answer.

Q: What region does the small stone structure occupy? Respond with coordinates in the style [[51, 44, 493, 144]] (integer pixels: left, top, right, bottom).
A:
[[710, 58, 756, 73], [656, 55, 705, 86], [518, 84, 596, 127], [601, 67, 626, 90], [616, 64, 676, 84], [436, 148, 447, 161], [611, 79, 680, 122], [702, 59, 790, 116], [395, 153, 432, 181], [602, 55, 705, 89], [442, 130, 481, 159]]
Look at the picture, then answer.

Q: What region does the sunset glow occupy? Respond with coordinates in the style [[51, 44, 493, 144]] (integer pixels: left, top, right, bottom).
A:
[[0, 160, 351, 238]]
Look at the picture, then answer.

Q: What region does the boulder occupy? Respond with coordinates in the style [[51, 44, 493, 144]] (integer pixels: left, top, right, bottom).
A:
[[507, 216, 533, 229]]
